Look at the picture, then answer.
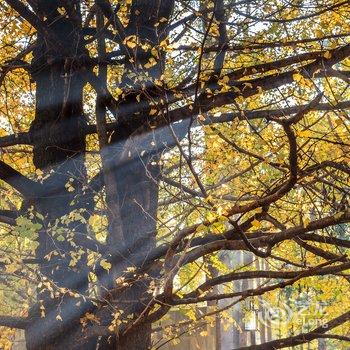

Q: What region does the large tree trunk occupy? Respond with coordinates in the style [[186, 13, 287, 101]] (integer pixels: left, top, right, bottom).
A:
[[25, 2, 96, 349]]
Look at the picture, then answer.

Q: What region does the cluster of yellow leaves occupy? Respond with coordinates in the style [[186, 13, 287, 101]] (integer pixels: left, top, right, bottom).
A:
[[0, 328, 15, 350], [293, 72, 313, 89], [80, 312, 100, 327]]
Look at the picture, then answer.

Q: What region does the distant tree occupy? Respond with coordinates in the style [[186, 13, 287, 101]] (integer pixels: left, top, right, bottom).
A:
[[0, 0, 349, 349]]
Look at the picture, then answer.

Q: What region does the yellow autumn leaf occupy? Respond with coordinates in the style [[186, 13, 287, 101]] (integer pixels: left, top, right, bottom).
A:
[[144, 57, 157, 69], [251, 219, 262, 229], [335, 118, 343, 126], [88, 271, 97, 282], [220, 76, 230, 85], [235, 95, 244, 104], [123, 35, 137, 48], [196, 224, 208, 233], [315, 29, 323, 38], [88, 214, 100, 227], [323, 51, 331, 59], [151, 47, 159, 59], [127, 41, 137, 48], [303, 217, 311, 227], [5, 263, 19, 274], [87, 252, 95, 267], [297, 129, 312, 138], [57, 7, 66, 15], [100, 259, 112, 271], [115, 87, 123, 97], [334, 212, 344, 220], [293, 72, 303, 82]]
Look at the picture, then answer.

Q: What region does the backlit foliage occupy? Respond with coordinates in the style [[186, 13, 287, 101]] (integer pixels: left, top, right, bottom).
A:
[[0, 0, 349, 349]]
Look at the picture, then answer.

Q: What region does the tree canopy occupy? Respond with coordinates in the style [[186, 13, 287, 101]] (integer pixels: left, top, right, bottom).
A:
[[0, 0, 349, 349]]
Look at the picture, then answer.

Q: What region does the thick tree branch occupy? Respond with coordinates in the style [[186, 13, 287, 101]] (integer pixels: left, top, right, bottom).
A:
[[0, 315, 29, 329], [4, 0, 42, 29], [0, 160, 42, 198]]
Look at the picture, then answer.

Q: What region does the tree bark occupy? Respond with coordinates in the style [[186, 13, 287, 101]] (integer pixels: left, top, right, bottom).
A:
[[97, 1, 174, 349], [25, 2, 96, 349]]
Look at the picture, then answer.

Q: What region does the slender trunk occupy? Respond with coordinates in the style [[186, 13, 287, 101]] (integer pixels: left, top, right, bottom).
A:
[[98, 1, 174, 348]]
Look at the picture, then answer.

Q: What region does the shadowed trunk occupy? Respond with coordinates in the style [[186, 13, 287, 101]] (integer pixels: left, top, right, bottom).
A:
[[25, 2, 97, 349], [98, 1, 174, 348]]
